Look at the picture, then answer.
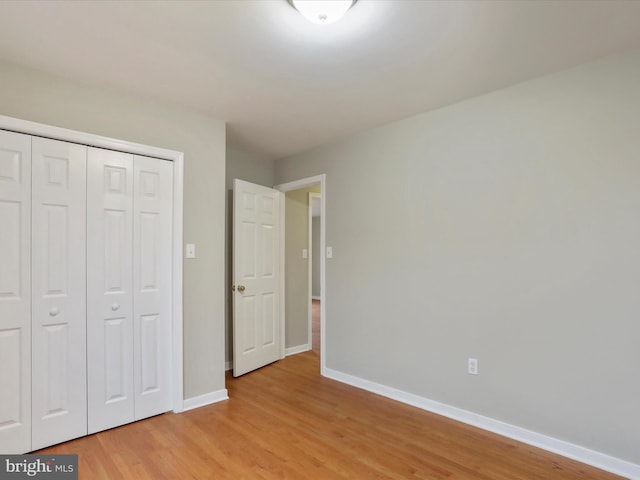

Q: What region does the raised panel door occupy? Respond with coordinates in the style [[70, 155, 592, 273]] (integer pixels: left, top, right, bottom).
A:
[[132, 155, 173, 420], [0, 130, 31, 453], [31, 137, 88, 450], [87, 147, 135, 434], [233, 180, 282, 377]]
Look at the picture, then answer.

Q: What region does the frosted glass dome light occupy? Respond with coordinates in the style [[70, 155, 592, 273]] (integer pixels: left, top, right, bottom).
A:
[[290, 0, 357, 25]]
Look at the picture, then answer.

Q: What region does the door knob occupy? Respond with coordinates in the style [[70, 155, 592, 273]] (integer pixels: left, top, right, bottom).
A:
[[237, 285, 246, 293], [49, 307, 60, 317], [111, 303, 120, 311]]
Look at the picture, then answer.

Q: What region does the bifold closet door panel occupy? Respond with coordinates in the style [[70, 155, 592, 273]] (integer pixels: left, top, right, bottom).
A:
[[87, 147, 135, 434], [133, 155, 173, 420], [0, 130, 32, 454], [31, 138, 88, 450]]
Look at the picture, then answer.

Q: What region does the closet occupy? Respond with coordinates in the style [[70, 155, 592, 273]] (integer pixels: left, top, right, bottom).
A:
[[0, 128, 174, 454]]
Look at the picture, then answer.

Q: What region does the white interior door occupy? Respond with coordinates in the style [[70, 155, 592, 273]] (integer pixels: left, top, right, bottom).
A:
[[132, 155, 173, 420], [233, 179, 283, 377], [31, 138, 87, 450], [87, 147, 135, 434], [0, 130, 31, 453]]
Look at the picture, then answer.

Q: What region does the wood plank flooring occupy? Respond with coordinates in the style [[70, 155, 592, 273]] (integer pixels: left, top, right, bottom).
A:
[[37, 351, 624, 479]]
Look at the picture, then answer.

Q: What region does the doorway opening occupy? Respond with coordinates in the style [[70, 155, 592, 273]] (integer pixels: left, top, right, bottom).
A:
[[309, 192, 321, 355], [276, 175, 326, 375]]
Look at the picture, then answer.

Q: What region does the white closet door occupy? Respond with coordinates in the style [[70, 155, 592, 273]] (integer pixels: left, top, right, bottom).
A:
[[133, 155, 173, 420], [87, 148, 135, 434], [30, 138, 87, 450], [0, 130, 31, 454]]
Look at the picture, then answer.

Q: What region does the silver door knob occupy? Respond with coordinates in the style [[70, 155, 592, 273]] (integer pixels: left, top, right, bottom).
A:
[[111, 303, 120, 311], [49, 307, 60, 317]]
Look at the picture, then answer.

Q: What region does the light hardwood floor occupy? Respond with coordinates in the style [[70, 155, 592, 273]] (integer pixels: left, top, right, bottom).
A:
[[37, 348, 623, 479]]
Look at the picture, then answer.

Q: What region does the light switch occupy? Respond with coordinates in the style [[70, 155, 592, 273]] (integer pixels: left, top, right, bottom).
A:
[[186, 243, 196, 259], [302, 249, 308, 259], [326, 246, 333, 258]]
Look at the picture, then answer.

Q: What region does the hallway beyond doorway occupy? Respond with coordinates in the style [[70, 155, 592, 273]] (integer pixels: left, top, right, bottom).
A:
[[312, 299, 320, 355]]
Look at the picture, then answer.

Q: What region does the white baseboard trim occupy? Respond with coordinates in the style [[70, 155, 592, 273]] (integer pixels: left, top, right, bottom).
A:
[[324, 368, 640, 480], [225, 360, 232, 371], [312, 296, 321, 301], [182, 389, 229, 412], [285, 344, 312, 356]]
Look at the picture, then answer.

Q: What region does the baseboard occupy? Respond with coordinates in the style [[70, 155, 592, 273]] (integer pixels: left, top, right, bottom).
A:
[[312, 296, 321, 301], [225, 360, 232, 371], [182, 389, 229, 412], [324, 368, 640, 480], [285, 344, 312, 356]]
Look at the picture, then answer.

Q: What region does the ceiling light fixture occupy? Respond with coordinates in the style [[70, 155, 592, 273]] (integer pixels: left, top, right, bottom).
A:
[[289, 0, 357, 25]]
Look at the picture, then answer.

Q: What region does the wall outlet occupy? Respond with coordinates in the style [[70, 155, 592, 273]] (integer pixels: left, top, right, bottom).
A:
[[468, 358, 478, 375], [185, 243, 196, 259]]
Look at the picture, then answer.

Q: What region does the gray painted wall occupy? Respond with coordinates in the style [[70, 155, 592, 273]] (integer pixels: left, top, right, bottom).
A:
[[225, 149, 275, 365], [312, 216, 321, 298], [0, 59, 226, 400], [285, 186, 320, 350], [275, 52, 640, 464]]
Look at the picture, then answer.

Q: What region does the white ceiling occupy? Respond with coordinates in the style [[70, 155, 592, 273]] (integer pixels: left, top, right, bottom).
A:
[[0, 1, 639, 160]]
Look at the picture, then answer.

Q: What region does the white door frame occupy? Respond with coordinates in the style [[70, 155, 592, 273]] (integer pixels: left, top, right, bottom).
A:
[[274, 174, 327, 375], [0, 114, 185, 413]]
